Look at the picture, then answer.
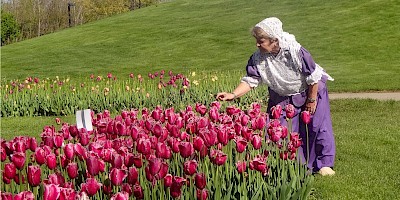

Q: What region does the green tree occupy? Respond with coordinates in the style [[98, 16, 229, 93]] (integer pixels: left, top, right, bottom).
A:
[[1, 10, 21, 45]]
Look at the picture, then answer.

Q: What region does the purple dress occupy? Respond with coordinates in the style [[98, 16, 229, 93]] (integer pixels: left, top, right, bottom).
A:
[[246, 47, 336, 172]]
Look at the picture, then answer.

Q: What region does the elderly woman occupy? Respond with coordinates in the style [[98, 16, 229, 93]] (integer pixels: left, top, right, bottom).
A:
[[217, 17, 336, 176]]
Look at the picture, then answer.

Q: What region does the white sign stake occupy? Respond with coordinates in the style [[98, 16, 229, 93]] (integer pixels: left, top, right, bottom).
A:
[[76, 109, 93, 131]]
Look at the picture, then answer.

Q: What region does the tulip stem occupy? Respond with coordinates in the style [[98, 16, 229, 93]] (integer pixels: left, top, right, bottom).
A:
[[306, 124, 310, 167]]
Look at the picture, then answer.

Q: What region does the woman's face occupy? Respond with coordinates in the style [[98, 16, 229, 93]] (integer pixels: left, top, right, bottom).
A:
[[255, 38, 279, 54]]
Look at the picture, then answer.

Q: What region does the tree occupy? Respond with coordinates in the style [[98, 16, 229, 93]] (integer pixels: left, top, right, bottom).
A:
[[1, 10, 21, 45]]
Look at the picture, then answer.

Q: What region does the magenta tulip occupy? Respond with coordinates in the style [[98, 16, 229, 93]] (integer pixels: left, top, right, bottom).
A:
[[46, 153, 57, 170], [66, 162, 78, 179], [44, 184, 61, 200], [14, 191, 34, 200], [53, 134, 64, 148], [194, 173, 206, 189], [250, 155, 268, 176], [184, 160, 198, 175], [11, 152, 26, 170], [4, 163, 16, 179], [251, 134, 262, 150], [0, 147, 6, 162], [64, 143, 75, 160], [179, 141, 194, 158], [196, 189, 209, 200], [146, 157, 168, 180], [235, 136, 247, 153], [111, 191, 129, 200], [86, 155, 101, 176], [133, 184, 144, 199], [236, 161, 247, 173], [195, 103, 207, 115], [209, 149, 227, 166], [84, 178, 102, 196], [59, 188, 76, 200], [27, 165, 41, 187], [136, 138, 151, 155], [301, 111, 311, 124], [164, 174, 173, 188], [1, 192, 13, 200], [34, 147, 46, 165], [127, 167, 138, 184], [271, 105, 282, 119], [285, 104, 296, 119], [29, 137, 38, 152], [110, 168, 127, 186]]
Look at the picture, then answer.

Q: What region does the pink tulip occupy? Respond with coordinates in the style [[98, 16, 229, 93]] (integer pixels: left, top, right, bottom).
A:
[[48, 172, 65, 186], [217, 128, 229, 146], [194, 173, 206, 189], [235, 136, 247, 153], [271, 105, 282, 119], [13, 172, 26, 185], [1, 192, 13, 200], [285, 104, 296, 119], [236, 161, 247, 173], [184, 160, 198, 175], [13, 140, 26, 153], [146, 157, 168, 180], [196, 189, 209, 200], [78, 129, 90, 146], [250, 155, 268, 176], [34, 147, 46, 165], [301, 111, 311, 124], [66, 162, 78, 179], [193, 136, 205, 152], [156, 142, 171, 159], [74, 143, 87, 160], [11, 152, 26, 170], [209, 107, 219, 122], [27, 165, 41, 187], [53, 134, 64, 148], [59, 188, 77, 200], [179, 141, 194, 158], [137, 138, 151, 155], [4, 163, 16, 179], [14, 191, 34, 200], [133, 184, 144, 199], [83, 178, 102, 196], [251, 134, 262, 150], [209, 149, 227, 166], [195, 103, 207, 115], [127, 167, 138, 184], [252, 115, 267, 130], [170, 176, 186, 198], [164, 174, 173, 187], [69, 125, 79, 137], [86, 155, 101, 176], [110, 168, 127, 186], [46, 153, 57, 170], [111, 191, 129, 200], [44, 184, 61, 200], [64, 143, 75, 160]]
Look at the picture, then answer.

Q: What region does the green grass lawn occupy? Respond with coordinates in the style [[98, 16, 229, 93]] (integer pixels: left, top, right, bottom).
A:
[[1, 0, 400, 92], [1, 99, 400, 199]]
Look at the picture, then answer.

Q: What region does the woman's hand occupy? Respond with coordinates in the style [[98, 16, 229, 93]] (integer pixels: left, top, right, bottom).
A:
[[216, 92, 236, 101], [305, 101, 317, 114]]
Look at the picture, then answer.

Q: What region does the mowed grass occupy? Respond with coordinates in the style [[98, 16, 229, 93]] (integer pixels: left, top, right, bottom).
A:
[[1, 99, 400, 199], [1, 0, 400, 92]]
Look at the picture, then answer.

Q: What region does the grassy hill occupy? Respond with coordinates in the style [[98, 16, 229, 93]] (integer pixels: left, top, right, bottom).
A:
[[1, 0, 400, 92]]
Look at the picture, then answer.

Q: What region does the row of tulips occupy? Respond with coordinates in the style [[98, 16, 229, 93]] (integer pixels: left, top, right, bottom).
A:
[[1, 101, 313, 199], [0, 71, 266, 117]]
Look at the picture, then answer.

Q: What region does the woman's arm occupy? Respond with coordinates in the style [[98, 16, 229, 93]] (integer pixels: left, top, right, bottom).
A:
[[306, 83, 318, 114], [216, 82, 252, 101]]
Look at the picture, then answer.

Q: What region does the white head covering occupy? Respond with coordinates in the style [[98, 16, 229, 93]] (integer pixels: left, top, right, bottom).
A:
[[255, 17, 303, 70]]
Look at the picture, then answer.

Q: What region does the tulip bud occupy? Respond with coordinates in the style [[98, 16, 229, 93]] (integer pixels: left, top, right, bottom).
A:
[[46, 153, 57, 170], [194, 173, 206, 189], [66, 162, 78, 179], [27, 165, 41, 187], [4, 163, 16, 179], [285, 104, 296, 119], [11, 152, 26, 170], [301, 111, 311, 124]]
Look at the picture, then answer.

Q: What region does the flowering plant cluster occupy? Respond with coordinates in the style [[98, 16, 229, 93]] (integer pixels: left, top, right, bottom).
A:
[[0, 101, 313, 199]]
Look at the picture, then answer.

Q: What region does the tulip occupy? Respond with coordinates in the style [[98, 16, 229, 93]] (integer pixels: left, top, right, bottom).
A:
[[133, 184, 144, 199], [179, 141, 194, 158], [13, 172, 26, 184], [137, 138, 151, 155], [86, 155, 100, 176], [195, 103, 208, 115], [285, 104, 296, 119], [44, 184, 61, 200], [4, 163, 17, 179], [127, 167, 138, 184], [14, 191, 34, 200], [193, 136, 205, 152], [235, 136, 247, 153], [29, 137, 38, 152], [156, 142, 172, 159], [60, 188, 77, 200], [122, 184, 133, 196], [236, 161, 247, 173], [34, 147, 46, 165], [217, 128, 229, 146], [78, 129, 90, 146], [11, 152, 26, 170], [196, 188, 209, 200], [250, 155, 268, 176], [13, 140, 26, 153], [111, 191, 129, 200], [0, 147, 6, 162], [184, 160, 198, 175], [301, 111, 311, 124], [66, 162, 79, 179], [64, 143, 75, 160], [251, 134, 262, 150], [146, 157, 168, 180], [170, 176, 186, 198], [209, 149, 227, 166], [110, 168, 127, 186], [194, 173, 206, 189], [1, 192, 13, 200], [27, 165, 41, 187], [69, 125, 79, 137], [46, 153, 57, 170], [53, 134, 64, 148], [74, 143, 87, 160], [271, 105, 282, 119], [48, 172, 65, 186], [209, 107, 219, 122], [83, 178, 102, 196], [164, 174, 173, 187]]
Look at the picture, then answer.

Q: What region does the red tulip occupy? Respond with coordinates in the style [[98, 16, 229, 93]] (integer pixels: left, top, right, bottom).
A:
[[4, 163, 16, 179], [196, 189, 209, 200], [235, 136, 247, 153], [251, 134, 262, 150], [59, 188, 76, 200], [271, 105, 282, 119], [69, 125, 79, 137], [236, 161, 247, 173], [34, 147, 46, 165], [110, 168, 127, 186], [250, 155, 268, 176], [83, 178, 102, 196], [193, 136, 205, 152], [27, 165, 41, 187], [66, 162, 78, 179], [184, 160, 197, 175], [64, 143, 75, 160], [11, 152, 26, 170], [46, 153, 57, 170], [133, 184, 144, 199], [170, 176, 186, 198], [44, 184, 61, 200], [285, 104, 296, 119], [179, 141, 194, 158], [111, 191, 129, 200], [194, 173, 206, 189], [301, 111, 311, 124]]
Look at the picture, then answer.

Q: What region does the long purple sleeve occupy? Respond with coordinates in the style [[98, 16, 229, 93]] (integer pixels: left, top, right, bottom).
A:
[[300, 47, 317, 76]]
